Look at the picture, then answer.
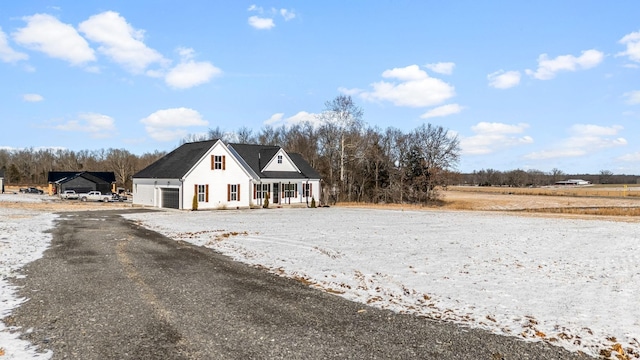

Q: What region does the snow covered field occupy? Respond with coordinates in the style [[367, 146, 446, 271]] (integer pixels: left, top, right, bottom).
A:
[[1, 191, 639, 359], [124, 208, 640, 359]]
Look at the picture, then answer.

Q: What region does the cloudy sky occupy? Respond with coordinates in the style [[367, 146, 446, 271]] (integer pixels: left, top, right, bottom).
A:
[[1, 1, 640, 174]]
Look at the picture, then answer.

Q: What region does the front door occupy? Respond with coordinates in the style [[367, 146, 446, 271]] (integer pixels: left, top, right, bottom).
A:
[[272, 183, 279, 204]]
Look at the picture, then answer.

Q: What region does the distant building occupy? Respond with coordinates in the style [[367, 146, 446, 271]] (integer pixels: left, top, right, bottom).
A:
[[555, 179, 591, 186], [48, 171, 116, 195]]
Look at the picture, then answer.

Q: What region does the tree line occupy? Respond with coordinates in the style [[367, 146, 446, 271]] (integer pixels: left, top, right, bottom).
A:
[[460, 168, 638, 187], [0, 147, 164, 192], [1, 95, 634, 203]]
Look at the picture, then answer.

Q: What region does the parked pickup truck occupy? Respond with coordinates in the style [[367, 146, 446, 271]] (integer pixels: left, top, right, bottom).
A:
[[60, 190, 79, 200], [78, 191, 112, 202]]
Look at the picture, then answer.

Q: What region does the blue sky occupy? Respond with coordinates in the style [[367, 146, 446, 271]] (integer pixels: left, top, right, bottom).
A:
[[1, 1, 640, 174]]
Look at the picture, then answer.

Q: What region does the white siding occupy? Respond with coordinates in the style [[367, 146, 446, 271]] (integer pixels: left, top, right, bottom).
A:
[[133, 178, 181, 208], [262, 149, 299, 172], [183, 141, 253, 210]]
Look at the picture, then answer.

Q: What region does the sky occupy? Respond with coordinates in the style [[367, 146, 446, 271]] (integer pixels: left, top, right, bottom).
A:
[[1, 1, 640, 174]]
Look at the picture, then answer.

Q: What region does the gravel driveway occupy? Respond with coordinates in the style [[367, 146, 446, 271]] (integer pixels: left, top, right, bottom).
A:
[[8, 210, 592, 359]]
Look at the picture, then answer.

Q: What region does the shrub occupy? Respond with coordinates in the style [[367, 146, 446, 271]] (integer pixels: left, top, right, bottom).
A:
[[263, 192, 270, 208], [310, 197, 316, 208], [192, 194, 198, 211]]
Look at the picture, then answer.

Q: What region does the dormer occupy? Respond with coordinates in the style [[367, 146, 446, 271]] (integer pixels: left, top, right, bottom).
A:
[[261, 148, 300, 173]]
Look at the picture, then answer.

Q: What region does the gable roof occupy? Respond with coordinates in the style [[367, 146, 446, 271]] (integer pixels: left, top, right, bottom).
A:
[[48, 171, 116, 184], [228, 143, 278, 175], [229, 143, 321, 180], [133, 139, 218, 179]]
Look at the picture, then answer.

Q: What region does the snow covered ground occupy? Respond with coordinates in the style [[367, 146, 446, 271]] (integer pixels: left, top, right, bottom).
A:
[[0, 194, 55, 359], [2, 191, 639, 359], [124, 208, 640, 359]]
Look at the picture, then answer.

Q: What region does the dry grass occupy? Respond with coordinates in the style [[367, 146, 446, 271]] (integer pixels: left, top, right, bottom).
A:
[[4, 185, 640, 221], [1, 186, 133, 212], [450, 184, 640, 198], [337, 185, 640, 222]]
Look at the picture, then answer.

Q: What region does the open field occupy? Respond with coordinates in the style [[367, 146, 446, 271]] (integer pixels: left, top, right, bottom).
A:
[[449, 184, 640, 198], [3, 187, 640, 358], [338, 185, 640, 221], [3, 184, 640, 220], [124, 206, 640, 359]]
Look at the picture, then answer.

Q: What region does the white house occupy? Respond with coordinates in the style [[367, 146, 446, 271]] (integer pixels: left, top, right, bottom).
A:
[[132, 139, 321, 210]]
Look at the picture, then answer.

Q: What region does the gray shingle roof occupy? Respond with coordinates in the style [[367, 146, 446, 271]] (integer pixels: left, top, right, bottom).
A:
[[133, 140, 218, 179], [229, 143, 320, 180], [47, 171, 116, 183], [288, 153, 321, 179]]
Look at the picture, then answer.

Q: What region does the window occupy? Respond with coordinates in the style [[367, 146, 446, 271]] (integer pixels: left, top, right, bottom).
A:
[[197, 184, 207, 202], [227, 184, 240, 201], [277, 155, 283, 164], [283, 183, 297, 198], [254, 183, 270, 199], [212, 155, 225, 170], [303, 183, 312, 198]]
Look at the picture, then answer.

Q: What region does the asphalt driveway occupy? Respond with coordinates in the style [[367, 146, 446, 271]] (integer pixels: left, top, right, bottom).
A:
[[8, 210, 591, 359]]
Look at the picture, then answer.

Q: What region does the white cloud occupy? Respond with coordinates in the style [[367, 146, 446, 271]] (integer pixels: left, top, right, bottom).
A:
[[165, 48, 222, 89], [248, 16, 275, 30], [0, 27, 28, 63], [617, 152, 640, 162], [280, 9, 296, 21], [141, 108, 208, 142], [264, 113, 284, 125], [23, 93, 43, 102], [623, 90, 640, 105], [263, 111, 321, 127], [247, 6, 294, 29], [524, 124, 626, 160], [461, 122, 532, 155], [53, 113, 115, 138], [424, 62, 455, 75], [618, 31, 640, 63], [525, 49, 604, 80], [487, 70, 521, 89], [360, 64, 455, 107], [79, 11, 166, 73], [420, 104, 463, 119], [13, 14, 95, 65]]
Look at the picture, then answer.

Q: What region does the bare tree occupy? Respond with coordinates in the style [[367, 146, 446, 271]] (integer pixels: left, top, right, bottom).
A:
[[408, 124, 460, 203], [599, 169, 613, 184], [105, 149, 137, 189], [550, 168, 564, 184], [236, 126, 256, 144]]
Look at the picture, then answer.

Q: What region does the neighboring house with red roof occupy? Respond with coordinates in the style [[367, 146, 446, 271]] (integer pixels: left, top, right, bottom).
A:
[[132, 139, 321, 210]]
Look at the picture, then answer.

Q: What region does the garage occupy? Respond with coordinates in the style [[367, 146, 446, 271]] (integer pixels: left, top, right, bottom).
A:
[[161, 188, 180, 209]]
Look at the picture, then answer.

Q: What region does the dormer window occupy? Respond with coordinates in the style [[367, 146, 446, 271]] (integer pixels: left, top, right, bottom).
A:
[[277, 155, 283, 164]]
